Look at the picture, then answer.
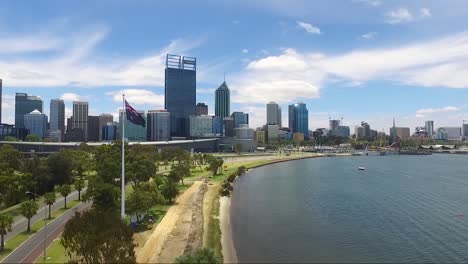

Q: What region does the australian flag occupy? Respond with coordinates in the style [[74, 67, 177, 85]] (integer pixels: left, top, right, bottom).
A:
[[125, 100, 146, 127]]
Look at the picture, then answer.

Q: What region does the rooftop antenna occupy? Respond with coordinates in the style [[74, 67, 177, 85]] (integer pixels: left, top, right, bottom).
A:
[[224, 72, 226, 82]]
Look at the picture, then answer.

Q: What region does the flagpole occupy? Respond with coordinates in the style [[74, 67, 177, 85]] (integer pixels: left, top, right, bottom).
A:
[[121, 94, 126, 220]]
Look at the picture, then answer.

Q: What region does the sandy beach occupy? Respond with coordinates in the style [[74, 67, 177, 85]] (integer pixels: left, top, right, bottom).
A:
[[220, 196, 238, 263]]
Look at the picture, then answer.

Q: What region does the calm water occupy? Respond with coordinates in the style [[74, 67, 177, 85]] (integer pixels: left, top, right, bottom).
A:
[[231, 154, 468, 263]]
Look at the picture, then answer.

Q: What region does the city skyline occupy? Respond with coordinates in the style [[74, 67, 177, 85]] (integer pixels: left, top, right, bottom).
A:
[[0, 1, 468, 131]]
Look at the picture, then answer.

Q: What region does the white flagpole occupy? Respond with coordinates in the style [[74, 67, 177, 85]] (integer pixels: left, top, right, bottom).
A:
[[121, 94, 126, 220]]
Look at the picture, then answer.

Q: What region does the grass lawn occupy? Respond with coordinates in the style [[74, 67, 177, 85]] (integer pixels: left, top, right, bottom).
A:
[[35, 237, 67, 264], [0, 199, 80, 262]]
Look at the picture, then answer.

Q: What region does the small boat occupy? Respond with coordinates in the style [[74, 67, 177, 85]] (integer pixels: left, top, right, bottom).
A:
[[358, 166, 366, 170]]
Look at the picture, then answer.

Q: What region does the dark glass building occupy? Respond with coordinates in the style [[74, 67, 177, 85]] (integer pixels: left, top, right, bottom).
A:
[[215, 82, 230, 118], [288, 103, 309, 139], [49, 99, 65, 139], [231, 111, 249, 128], [0, 79, 2, 124], [87, 115, 100, 142], [15, 93, 43, 129], [165, 54, 196, 138], [223, 117, 235, 137]]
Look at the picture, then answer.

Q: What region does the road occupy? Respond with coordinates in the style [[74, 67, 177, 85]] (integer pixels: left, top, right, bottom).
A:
[[1, 201, 91, 264], [5, 188, 85, 241]]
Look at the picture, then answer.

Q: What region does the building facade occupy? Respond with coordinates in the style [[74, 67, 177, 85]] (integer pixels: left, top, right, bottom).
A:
[[231, 111, 249, 128], [463, 123, 468, 141], [87, 115, 100, 142], [0, 79, 2, 124], [288, 103, 309, 139], [165, 54, 196, 138], [212, 116, 223, 136], [72, 101, 89, 141], [49, 99, 65, 140], [98, 114, 113, 141], [189, 115, 213, 138], [425, 121, 434, 137], [103, 122, 118, 141], [264, 124, 280, 144], [390, 127, 411, 140], [147, 110, 170, 141], [223, 117, 235, 137], [15, 93, 43, 129], [439, 127, 461, 141], [215, 81, 230, 118], [24, 110, 48, 139], [335, 126, 351, 138], [196, 103, 208, 115]]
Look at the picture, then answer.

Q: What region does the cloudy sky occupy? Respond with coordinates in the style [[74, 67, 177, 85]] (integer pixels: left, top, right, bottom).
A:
[[1, 0, 468, 133]]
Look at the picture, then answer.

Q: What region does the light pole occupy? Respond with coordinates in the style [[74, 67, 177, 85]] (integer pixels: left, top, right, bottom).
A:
[[25, 191, 47, 262]]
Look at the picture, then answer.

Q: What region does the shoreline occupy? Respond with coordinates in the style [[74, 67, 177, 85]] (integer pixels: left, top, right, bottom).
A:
[[219, 153, 349, 263]]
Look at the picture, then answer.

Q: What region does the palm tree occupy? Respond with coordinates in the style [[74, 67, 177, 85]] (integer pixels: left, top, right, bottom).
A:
[[20, 201, 39, 233], [160, 178, 179, 204], [44, 192, 56, 219], [58, 185, 71, 209], [74, 179, 85, 201], [0, 214, 13, 251]]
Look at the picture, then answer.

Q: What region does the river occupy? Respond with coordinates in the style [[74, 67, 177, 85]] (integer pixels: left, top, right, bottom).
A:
[[231, 154, 468, 263]]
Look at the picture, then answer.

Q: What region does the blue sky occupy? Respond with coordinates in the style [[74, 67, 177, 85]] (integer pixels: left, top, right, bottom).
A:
[[1, 0, 468, 133]]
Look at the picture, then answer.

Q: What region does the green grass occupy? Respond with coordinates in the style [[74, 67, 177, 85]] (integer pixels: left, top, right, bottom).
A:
[[0, 199, 80, 262], [35, 237, 67, 264], [205, 185, 223, 262]]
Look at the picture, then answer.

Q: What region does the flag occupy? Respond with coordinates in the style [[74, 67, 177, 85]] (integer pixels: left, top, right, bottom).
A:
[[125, 100, 146, 127]]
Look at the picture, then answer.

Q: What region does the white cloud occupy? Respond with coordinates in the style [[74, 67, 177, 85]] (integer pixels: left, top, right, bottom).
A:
[[0, 35, 64, 54], [242, 49, 249, 54], [197, 88, 215, 94], [296, 21, 321, 34], [420, 7, 432, 18], [415, 106, 460, 117], [385, 7, 432, 24], [352, 0, 382, 7], [60, 93, 80, 102], [385, 8, 413, 24], [107, 89, 164, 109], [359, 32, 377, 40]]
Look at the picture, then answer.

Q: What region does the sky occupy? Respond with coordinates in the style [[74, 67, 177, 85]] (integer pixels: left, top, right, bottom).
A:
[[1, 0, 468, 134]]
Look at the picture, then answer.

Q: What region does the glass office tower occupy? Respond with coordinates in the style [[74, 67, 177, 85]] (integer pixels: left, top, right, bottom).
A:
[[288, 103, 309, 139], [15, 93, 43, 129]]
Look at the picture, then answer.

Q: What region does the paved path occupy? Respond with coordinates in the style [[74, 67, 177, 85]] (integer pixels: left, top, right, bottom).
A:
[[5, 189, 85, 241], [1, 201, 91, 264]]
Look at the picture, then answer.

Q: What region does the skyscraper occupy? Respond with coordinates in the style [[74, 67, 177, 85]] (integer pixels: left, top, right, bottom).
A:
[[215, 81, 230, 118], [165, 54, 196, 137], [24, 109, 48, 139], [15, 93, 43, 129], [87, 116, 100, 142], [425, 120, 434, 137], [0, 79, 2, 124], [72, 101, 89, 141], [267, 102, 281, 126], [288, 103, 309, 139], [49, 99, 65, 135], [119, 110, 146, 141], [98, 114, 113, 141], [147, 110, 170, 141], [196, 103, 208, 115]]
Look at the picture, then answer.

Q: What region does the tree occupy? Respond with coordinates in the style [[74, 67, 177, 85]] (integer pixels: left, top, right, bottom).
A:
[[47, 150, 73, 185], [234, 143, 242, 155], [3, 136, 19, 141], [236, 166, 247, 176], [20, 200, 39, 233], [25, 134, 41, 142], [0, 214, 13, 251], [175, 248, 218, 264], [160, 178, 179, 204], [207, 157, 224, 176], [126, 191, 152, 222], [70, 150, 91, 180], [74, 179, 85, 201], [94, 142, 124, 185], [82, 175, 120, 212], [61, 209, 136, 263], [58, 185, 71, 209], [126, 152, 156, 190], [0, 144, 23, 170], [44, 192, 56, 219], [171, 162, 190, 185]]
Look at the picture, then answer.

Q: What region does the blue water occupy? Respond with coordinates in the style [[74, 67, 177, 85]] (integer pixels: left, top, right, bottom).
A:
[[231, 155, 468, 263]]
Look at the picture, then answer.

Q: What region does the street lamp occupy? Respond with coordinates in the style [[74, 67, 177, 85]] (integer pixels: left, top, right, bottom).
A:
[[25, 191, 47, 262]]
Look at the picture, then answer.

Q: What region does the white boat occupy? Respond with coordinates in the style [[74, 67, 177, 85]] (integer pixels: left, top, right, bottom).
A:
[[358, 166, 366, 170]]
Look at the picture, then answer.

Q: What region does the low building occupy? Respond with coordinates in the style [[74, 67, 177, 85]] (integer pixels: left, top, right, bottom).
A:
[[196, 103, 208, 115], [45, 130, 62, 142], [390, 127, 410, 140], [264, 124, 279, 144], [293, 132, 304, 143], [255, 130, 266, 145], [334, 126, 350, 138], [103, 122, 118, 141], [223, 118, 235, 137], [439, 127, 461, 141], [212, 116, 223, 136], [24, 109, 48, 139], [189, 115, 213, 138], [147, 110, 170, 141]]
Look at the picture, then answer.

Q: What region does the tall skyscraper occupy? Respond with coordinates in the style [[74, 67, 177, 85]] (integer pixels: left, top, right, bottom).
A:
[[87, 116, 100, 142], [425, 120, 434, 137], [24, 109, 48, 139], [0, 79, 2, 124], [72, 101, 89, 141], [267, 102, 281, 126], [231, 111, 249, 128], [147, 110, 170, 141], [49, 99, 65, 135], [165, 54, 196, 137], [215, 81, 230, 118], [196, 103, 208, 115], [288, 103, 309, 139], [98, 114, 113, 141], [15, 93, 43, 129]]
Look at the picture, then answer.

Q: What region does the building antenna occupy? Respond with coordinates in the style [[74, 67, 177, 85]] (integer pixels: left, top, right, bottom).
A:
[[224, 72, 226, 82]]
